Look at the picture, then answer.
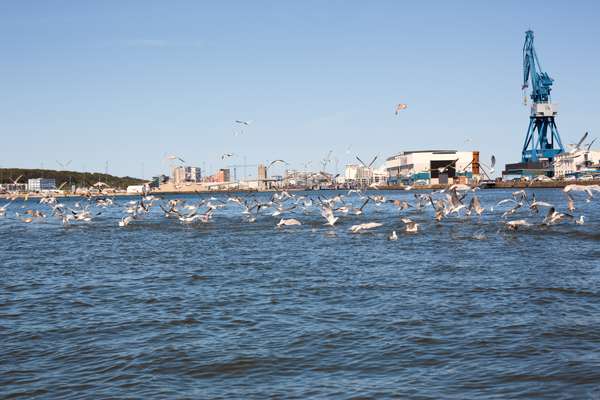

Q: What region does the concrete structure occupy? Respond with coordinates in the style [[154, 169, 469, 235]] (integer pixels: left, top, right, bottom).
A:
[[172, 166, 186, 184], [185, 167, 202, 182], [205, 169, 231, 183], [27, 178, 56, 192], [126, 185, 148, 194], [344, 164, 373, 185], [372, 167, 388, 184], [0, 183, 27, 192], [553, 150, 600, 178], [172, 166, 201, 184], [217, 169, 230, 183], [384, 150, 476, 185], [151, 175, 169, 188], [258, 164, 268, 190]]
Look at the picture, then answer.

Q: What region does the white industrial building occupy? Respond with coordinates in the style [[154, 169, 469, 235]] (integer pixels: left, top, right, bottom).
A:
[[28, 178, 56, 192], [344, 164, 372, 185], [553, 150, 600, 178], [384, 150, 477, 184]]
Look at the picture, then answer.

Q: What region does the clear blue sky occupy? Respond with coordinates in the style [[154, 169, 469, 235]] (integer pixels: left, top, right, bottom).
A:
[[1, 1, 599, 178]]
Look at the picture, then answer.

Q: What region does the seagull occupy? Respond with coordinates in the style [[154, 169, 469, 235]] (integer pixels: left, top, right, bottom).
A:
[[349, 222, 382, 233], [576, 215, 585, 225], [271, 204, 296, 217], [351, 198, 371, 215], [505, 219, 531, 231], [356, 155, 378, 169], [401, 218, 419, 233], [235, 120, 252, 126], [388, 199, 412, 211], [528, 195, 554, 214], [277, 218, 301, 227], [388, 231, 398, 241], [165, 155, 185, 164], [118, 215, 135, 227], [564, 184, 598, 202], [467, 195, 484, 216], [320, 205, 339, 226], [565, 193, 575, 212], [221, 153, 234, 160], [542, 207, 573, 226], [0, 202, 12, 217]]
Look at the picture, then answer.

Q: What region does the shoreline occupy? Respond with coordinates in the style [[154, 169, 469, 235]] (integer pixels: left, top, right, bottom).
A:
[[2, 180, 599, 200]]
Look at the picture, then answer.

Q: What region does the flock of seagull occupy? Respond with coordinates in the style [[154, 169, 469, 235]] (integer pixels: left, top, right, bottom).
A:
[[1, 183, 598, 240]]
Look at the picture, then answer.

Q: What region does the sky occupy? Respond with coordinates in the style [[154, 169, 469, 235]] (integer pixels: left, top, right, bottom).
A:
[[1, 0, 599, 179]]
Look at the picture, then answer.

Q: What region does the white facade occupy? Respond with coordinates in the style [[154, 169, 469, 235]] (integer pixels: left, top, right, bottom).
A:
[[553, 150, 600, 177], [344, 164, 373, 184], [126, 185, 145, 194], [385, 150, 475, 184], [28, 178, 56, 192]]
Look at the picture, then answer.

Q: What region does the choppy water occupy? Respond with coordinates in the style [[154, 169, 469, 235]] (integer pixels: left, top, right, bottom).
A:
[[1, 189, 599, 399]]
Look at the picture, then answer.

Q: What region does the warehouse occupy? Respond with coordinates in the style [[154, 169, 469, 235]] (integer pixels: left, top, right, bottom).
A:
[[384, 150, 478, 185]]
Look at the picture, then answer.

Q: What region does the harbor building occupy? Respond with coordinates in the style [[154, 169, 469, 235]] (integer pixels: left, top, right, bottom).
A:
[[216, 168, 230, 182], [258, 164, 268, 190], [27, 178, 56, 192], [344, 164, 373, 185], [0, 183, 27, 192], [171, 166, 202, 184], [384, 150, 477, 185], [553, 150, 600, 178], [185, 167, 202, 182]]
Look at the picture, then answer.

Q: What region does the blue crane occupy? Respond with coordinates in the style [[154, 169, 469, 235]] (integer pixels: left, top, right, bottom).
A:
[[520, 30, 564, 163]]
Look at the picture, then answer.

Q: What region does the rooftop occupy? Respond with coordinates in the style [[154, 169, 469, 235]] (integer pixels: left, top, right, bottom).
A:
[[386, 150, 458, 161]]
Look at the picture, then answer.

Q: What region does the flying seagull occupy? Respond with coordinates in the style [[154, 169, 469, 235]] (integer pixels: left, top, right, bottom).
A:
[[165, 155, 185, 164], [356, 155, 378, 169], [349, 222, 382, 233], [277, 218, 301, 227], [235, 120, 252, 126]]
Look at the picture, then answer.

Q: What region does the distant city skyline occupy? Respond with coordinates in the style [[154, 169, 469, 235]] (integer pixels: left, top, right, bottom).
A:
[[1, 1, 599, 178]]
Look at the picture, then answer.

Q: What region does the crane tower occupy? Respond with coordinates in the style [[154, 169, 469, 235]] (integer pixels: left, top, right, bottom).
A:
[[520, 30, 564, 163]]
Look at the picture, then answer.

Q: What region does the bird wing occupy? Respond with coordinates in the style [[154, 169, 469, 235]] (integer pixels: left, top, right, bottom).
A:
[[576, 132, 589, 149], [355, 156, 368, 168], [496, 198, 516, 206], [587, 138, 597, 152], [368, 155, 378, 168]]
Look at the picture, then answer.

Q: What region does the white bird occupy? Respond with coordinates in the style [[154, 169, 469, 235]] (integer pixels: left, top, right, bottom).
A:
[[388, 230, 398, 241], [321, 206, 338, 226], [504, 219, 531, 231], [542, 207, 573, 226], [467, 195, 484, 216], [165, 155, 185, 163], [119, 216, 134, 227], [349, 222, 382, 233], [0, 202, 12, 217], [277, 218, 301, 227], [576, 215, 585, 225], [401, 218, 419, 233]]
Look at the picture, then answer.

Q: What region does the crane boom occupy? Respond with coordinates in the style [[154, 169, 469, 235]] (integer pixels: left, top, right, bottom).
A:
[[522, 30, 553, 103]]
